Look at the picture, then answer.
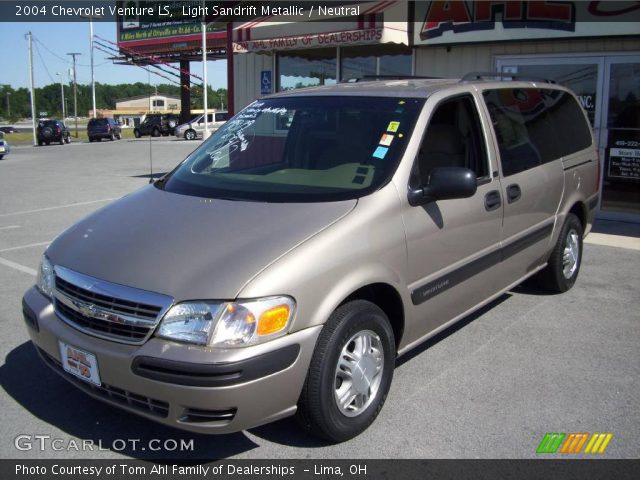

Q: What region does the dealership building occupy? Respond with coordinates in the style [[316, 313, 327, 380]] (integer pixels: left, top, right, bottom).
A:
[[116, 1, 639, 222], [227, 1, 639, 222]]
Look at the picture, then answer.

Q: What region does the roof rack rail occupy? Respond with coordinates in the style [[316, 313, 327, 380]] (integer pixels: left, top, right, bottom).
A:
[[348, 75, 442, 83], [460, 72, 555, 84]]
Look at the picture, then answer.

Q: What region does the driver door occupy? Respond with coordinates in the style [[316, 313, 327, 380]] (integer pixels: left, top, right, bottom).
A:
[[401, 93, 504, 342]]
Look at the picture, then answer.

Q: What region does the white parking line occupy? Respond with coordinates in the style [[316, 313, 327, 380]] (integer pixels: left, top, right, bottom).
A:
[[0, 257, 37, 276], [585, 233, 640, 251], [0, 225, 21, 230], [0, 198, 117, 218], [0, 241, 50, 253]]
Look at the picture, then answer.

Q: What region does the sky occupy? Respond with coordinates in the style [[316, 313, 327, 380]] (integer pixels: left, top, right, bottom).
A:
[[0, 22, 228, 90]]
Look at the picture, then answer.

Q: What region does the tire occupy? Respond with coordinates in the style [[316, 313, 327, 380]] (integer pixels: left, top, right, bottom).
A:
[[89, 137, 94, 143], [45, 141, 50, 146], [59, 137, 65, 145], [134, 129, 141, 138], [116, 133, 122, 140], [535, 213, 583, 293], [65, 135, 71, 144], [0, 155, 4, 160], [296, 300, 395, 442], [184, 129, 196, 141], [38, 140, 43, 146], [110, 133, 115, 141], [152, 127, 160, 137]]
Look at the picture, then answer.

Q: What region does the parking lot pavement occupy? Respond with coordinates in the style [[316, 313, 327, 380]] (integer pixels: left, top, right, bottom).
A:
[[1, 141, 638, 460]]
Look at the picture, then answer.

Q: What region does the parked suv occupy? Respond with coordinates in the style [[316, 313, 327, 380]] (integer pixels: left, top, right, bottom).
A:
[[37, 119, 70, 146], [23, 75, 599, 442], [133, 114, 178, 138], [0, 131, 9, 159], [175, 111, 229, 140], [88, 117, 121, 142]]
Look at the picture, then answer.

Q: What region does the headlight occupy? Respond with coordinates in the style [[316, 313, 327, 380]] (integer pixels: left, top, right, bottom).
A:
[[157, 296, 295, 347], [36, 254, 55, 299]]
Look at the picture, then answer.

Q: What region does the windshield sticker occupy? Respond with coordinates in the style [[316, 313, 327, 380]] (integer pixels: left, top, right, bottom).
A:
[[379, 134, 394, 146], [387, 121, 400, 133], [372, 146, 389, 160], [398, 100, 406, 105]]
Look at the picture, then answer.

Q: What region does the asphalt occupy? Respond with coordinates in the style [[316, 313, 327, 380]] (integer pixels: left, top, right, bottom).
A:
[[0, 138, 638, 460]]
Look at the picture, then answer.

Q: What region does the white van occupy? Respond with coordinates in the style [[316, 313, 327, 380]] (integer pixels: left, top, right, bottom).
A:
[[175, 112, 229, 140]]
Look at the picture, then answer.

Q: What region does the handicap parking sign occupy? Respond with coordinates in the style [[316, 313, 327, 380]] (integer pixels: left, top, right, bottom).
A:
[[261, 70, 272, 95]]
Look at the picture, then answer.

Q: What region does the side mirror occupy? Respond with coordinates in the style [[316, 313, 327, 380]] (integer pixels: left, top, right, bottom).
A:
[[408, 166, 477, 206]]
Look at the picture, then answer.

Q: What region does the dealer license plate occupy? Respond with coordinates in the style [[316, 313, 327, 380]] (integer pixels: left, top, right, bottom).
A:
[[58, 341, 101, 386]]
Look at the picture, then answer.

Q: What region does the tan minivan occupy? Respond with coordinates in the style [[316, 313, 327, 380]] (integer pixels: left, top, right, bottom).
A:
[[23, 75, 599, 442]]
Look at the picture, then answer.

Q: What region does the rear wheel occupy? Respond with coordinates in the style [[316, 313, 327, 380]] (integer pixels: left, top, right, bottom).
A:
[[134, 129, 141, 138], [535, 213, 583, 293], [116, 133, 122, 140], [296, 300, 395, 442], [152, 127, 160, 137]]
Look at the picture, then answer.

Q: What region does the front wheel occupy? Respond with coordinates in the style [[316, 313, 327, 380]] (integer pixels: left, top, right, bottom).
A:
[[184, 129, 196, 140], [134, 129, 141, 138], [296, 300, 395, 442], [535, 213, 583, 293]]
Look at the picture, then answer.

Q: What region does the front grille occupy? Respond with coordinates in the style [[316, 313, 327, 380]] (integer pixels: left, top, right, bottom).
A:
[[51, 266, 172, 345], [38, 347, 169, 418], [56, 276, 161, 320], [56, 301, 150, 342]]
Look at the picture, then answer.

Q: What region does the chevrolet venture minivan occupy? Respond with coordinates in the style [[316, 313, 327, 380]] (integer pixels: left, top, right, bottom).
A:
[[23, 75, 599, 442]]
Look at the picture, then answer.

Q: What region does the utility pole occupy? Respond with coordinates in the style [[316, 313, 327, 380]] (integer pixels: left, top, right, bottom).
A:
[[26, 31, 36, 146], [56, 72, 66, 120], [5, 92, 10, 118], [202, 6, 209, 139], [90, 18, 96, 118], [67, 52, 81, 137]]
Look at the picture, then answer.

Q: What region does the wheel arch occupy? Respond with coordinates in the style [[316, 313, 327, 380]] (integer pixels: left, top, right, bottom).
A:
[[340, 283, 405, 351]]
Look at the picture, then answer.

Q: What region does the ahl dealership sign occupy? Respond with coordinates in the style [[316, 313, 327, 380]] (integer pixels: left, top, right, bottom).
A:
[[414, 1, 640, 45]]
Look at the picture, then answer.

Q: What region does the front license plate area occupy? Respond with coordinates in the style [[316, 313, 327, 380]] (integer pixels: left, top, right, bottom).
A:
[[58, 341, 101, 386]]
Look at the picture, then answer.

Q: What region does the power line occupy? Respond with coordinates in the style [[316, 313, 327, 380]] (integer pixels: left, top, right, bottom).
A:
[[33, 41, 57, 85], [33, 36, 110, 68]]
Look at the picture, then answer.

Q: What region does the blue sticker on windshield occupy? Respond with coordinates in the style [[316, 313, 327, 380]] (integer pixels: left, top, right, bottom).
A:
[[372, 146, 389, 159]]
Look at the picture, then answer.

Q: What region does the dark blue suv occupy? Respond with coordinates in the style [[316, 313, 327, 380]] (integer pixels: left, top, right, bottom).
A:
[[87, 118, 121, 142]]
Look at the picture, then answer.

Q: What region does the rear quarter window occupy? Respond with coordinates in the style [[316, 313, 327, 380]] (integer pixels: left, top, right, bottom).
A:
[[483, 88, 592, 176]]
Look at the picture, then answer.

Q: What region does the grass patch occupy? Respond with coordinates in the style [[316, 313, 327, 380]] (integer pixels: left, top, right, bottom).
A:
[[5, 128, 137, 145]]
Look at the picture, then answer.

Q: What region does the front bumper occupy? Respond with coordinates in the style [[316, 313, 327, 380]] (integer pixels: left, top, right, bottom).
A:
[[22, 286, 321, 434]]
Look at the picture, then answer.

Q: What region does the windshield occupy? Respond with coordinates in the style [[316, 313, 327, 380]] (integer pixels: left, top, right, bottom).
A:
[[159, 96, 423, 202]]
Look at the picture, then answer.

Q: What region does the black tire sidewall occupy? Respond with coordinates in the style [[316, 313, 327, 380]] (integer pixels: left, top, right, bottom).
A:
[[302, 301, 395, 442], [550, 214, 583, 292]]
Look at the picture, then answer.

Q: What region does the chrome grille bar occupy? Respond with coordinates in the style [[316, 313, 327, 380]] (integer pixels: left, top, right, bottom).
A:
[[52, 265, 173, 345]]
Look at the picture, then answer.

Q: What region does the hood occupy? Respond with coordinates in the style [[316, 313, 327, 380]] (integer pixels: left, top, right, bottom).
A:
[[47, 186, 356, 301]]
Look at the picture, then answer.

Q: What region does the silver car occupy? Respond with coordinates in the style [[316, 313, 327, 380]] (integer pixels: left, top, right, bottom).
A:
[[23, 76, 598, 442], [175, 112, 229, 140]]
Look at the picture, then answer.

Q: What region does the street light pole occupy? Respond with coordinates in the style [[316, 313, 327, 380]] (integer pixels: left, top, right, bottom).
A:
[[90, 18, 96, 118], [56, 72, 66, 120], [5, 92, 10, 118], [67, 52, 81, 137]]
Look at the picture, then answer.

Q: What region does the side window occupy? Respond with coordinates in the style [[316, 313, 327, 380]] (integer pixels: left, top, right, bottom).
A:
[[413, 94, 489, 187], [483, 88, 592, 177]]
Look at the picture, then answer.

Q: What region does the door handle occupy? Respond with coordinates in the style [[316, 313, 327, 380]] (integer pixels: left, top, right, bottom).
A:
[[485, 190, 502, 211], [507, 184, 522, 203]]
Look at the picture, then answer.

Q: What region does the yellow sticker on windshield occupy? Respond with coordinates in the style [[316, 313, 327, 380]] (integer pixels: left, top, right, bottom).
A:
[[379, 134, 394, 146], [387, 121, 400, 133]]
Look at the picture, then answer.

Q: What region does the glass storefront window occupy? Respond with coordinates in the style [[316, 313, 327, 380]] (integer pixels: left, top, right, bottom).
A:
[[340, 45, 412, 81], [602, 63, 640, 215], [277, 49, 336, 91]]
